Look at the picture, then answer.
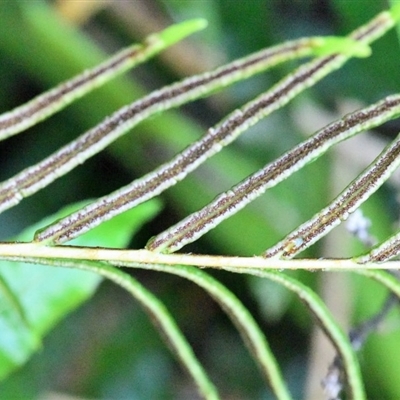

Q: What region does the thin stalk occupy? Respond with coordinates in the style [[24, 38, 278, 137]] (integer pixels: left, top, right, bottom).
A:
[[0, 253, 291, 399], [0, 19, 207, 141], [263, 134, 400, 259], [0, 243, 400, 270], [322, 295, 397, 400], [115, 262, 292, 400], [146, 96, 400, 253], [15, 257, 220, 400], [0, 35, 336, 216], [216, 267, 366, 400]]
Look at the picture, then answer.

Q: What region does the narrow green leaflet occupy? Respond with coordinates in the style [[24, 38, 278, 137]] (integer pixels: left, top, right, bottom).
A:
[[220, 267, 366, 400], [144, 5, 400, 254], [0, 199, 160, 380], [0, 34, 364, 218], [111, 262, 292, 400], [350, 269, 400, 399], [18, 259, 220, 400], [33, 34, 372, 245], [0, 253, 292, 399], [356, 228, 400, 263], [147, 96, 400, 254], [0, 19, 207, 141], [264, 134, 400, 259]]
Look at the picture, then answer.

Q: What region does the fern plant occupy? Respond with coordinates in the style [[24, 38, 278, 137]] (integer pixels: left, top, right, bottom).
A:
[[1, 1, 400, 399]]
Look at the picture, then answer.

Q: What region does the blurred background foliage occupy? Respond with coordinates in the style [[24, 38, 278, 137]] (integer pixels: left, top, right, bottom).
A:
[[0, 0, 400, 399]]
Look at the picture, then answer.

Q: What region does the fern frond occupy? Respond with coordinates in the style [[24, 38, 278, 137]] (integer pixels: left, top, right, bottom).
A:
[[0, 34, 337, 216], [1, 3, 400, 399], [147, 96, 400, 253], [32, 8, 395, 245]]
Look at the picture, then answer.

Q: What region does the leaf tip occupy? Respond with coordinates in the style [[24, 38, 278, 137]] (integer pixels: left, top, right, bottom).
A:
[[312, 36, 371, 58], [150, 18, 208, 49]]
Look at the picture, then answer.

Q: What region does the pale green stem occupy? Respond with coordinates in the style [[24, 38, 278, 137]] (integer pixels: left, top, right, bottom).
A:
[[12, 257, 220, 400], [0, 243, 400, 270], [216, 266, 365, 400], [0, 19, 207, 141]]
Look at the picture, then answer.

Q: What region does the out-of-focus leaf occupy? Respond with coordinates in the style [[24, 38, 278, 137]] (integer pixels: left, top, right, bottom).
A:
[[351, 272, 400, 400], [162, 0, 223, 47], [329, 1, 400, 100], [0, 199, 160, 380]]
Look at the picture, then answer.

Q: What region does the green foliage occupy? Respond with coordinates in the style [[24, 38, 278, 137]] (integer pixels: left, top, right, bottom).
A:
[[1, 1, 400, 400], [0, 200, 161, 380]]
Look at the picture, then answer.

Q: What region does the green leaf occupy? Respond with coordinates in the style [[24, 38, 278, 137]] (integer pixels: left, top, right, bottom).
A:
[[23, 258, 220, 400], [151, 18, 208, 50], [119, 262, 292, 400], [312, 36, 371, 57], [221, 267, 366, 400], [351, 270, 400, 399], [0, 199, 160, 380]]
